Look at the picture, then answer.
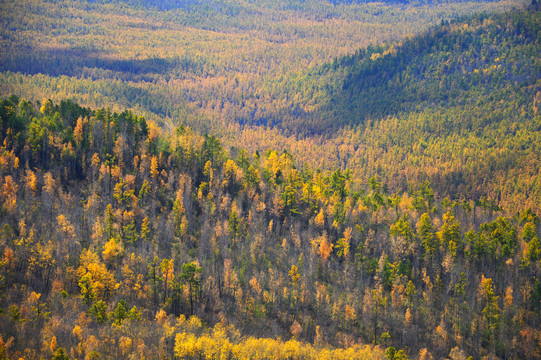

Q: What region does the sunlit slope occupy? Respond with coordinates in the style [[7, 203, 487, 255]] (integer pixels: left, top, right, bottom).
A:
[[264, 8, 539, 211], [0, 0, 538, 212], [0, 0, 523, 131]]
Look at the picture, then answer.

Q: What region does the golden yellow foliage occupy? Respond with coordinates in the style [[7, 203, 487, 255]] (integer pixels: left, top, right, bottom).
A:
[[405, 308, 413, 325], [102, 237, 124, 266], [119, 336, 132, 356], [311, 233, 333, 263], [289, 265, 300, 286], [345, 305, 356, 322], [74, 117, 84, 144], [155, 309, 167, 325], [77, 249, 117, 301], [249, 276, 261, 296], [49, 336, 57, 354], [222, 159, 239, 189], [150, 155, 159, 179], [174, 332, 199, 358], [171, 318, 385, 359], [57, 214, 75, 240], [72, 325, 82, 340], [91, 153, 100, 170], [40, 99, 53, 114], [419, 348, 433, 360], [336, 227, 352, 258], [24, 169, 36, 194], [315, 208, 325, 227]]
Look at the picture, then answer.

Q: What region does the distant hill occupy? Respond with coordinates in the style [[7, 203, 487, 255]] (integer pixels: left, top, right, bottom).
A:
[[303, 7, 540, 132], [268, 8, 541, 212], [83, 0, 506, 11]]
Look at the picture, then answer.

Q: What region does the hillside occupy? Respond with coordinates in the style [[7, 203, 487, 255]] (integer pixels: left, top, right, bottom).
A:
[[309, 8, 540, 131], [0, 1, 541, 359], [0, 94, 540, 359], [1, 0, 538, 215], [0, 0, 522, 130], [265, 8, 541, 214]]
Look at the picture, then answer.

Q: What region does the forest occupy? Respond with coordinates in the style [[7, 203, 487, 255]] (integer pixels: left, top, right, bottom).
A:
[[0, 0, 540, 359], [0, 0, 538, 212], [0, 95, 539, 359]]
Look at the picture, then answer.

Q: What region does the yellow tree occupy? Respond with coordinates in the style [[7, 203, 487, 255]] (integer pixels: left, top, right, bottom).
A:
[[312, 233, 333, 263], [77, 249, 117, 303], [160, 258, 174, 304], [336, 227, 352, 259], [289, 265, 300, 286], [102, 237, 124, 268], [174, 333, 200, 359]]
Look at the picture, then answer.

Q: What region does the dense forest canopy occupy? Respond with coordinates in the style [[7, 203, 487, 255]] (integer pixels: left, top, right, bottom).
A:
[[1, 0, 538, 213], [0, 0, 541, 358], [0, 96, 539, 359], [291, 8, 541, 212]]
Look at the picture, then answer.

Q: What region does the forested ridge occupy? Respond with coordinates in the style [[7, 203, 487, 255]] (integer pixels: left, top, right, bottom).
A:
[[0, 0, 539, 214], [293, 7, 541, 213], [1, 0, 541, 359], [0, 0, 523, 132], [0, 95, 540, 359], [303, 8, 540, 132]]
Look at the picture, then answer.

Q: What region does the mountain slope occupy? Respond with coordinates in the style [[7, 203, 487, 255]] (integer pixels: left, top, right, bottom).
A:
[[298, 8, 541, 132], [0, 0, 523, 131], [0, 96, 540, 359], [1, 3, 541, 360], [265, 8, 540, 213]]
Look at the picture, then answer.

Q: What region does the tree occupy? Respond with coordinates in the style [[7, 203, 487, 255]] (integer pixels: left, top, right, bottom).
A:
[[77, 249, 117, 302], [437, 211, 461, 258], [525, 236, 541, 263], [201, 134, 223, 165], [181, 262, 202, 316], [312, 233, 333, 263], [289, 265, 300, 286], [89, 300, 108, 323], [52, 347, 69, 360], [102, 237, 124, 267], [417, 213, 435, 259], [336, 227, 352, 259], [228, 207, 241, 241], [150, 155, 159, 179], [160, 258, 174, 304], [174, 332, 199, 359], [2, 176, 18, 214], [329, 169, 349, 199], [245, 165, 260, 189], [315, 208, 325, 228], [113, 299, 129, 325], [478, 275, 499, 345], [386, 346, 409, 360], [371, 286, 387, 344], [140, 217, 150, 242]]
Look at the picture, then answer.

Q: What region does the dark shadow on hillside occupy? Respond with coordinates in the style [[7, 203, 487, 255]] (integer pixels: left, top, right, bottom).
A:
[[0, 46, 192, 81], [309, 9, 540, 134]]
